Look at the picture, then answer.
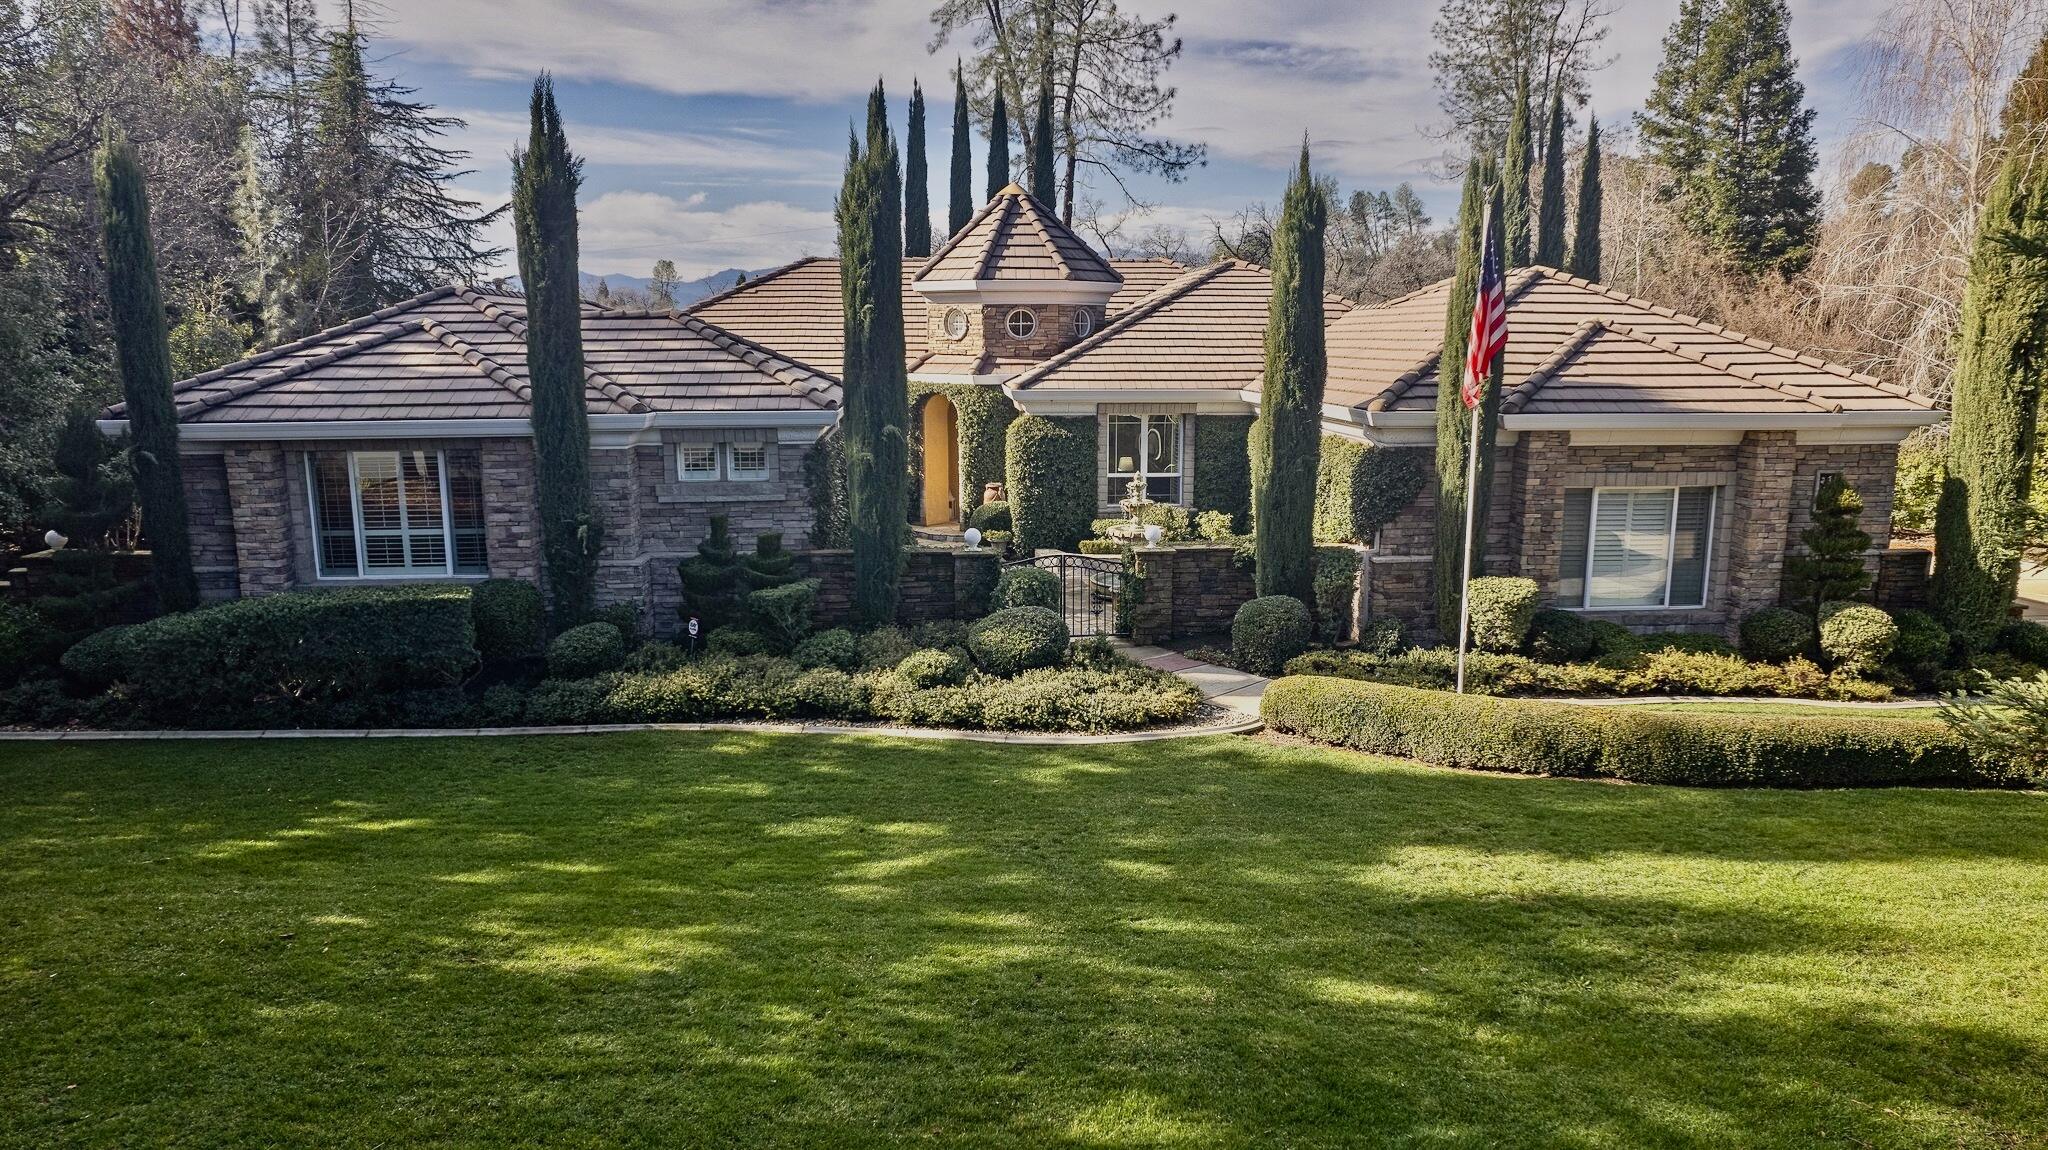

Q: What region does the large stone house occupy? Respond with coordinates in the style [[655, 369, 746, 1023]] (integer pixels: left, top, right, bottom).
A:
[[105, 184, 1943, 638]]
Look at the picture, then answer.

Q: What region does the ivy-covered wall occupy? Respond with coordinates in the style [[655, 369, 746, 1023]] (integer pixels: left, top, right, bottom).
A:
[[1314, 436, 1430, 544], [1006, 414, 1097, 552], [1192, 414, 1254, 532], [909, 383, 1019, 523]]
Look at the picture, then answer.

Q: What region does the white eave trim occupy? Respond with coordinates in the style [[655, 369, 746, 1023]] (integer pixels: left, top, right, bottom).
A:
[[101, 409, 839, 447], [909, 370, 1018, 387], [911, 279, 1122, 305], [1006, 387, 1253, 416]]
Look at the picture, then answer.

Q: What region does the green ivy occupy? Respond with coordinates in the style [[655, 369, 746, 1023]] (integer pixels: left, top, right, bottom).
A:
[[909, 384, 1020, 522], [1314, 436, 1429, 544], [1006, 415, 1098, 552], [1193, 415, 1254, 533]]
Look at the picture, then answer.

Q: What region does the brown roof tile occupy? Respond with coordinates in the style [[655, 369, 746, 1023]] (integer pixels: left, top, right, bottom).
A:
[[914, 185, 1120, 284]]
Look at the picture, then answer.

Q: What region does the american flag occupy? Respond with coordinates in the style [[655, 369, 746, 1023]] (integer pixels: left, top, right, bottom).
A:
[[1461, 201, 1507, 409]]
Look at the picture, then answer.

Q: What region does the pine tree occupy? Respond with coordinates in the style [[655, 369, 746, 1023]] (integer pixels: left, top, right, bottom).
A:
[[949, 64, 974, 236], [512, 75, 601, 624], [1434, 158, 1504, 632], [314, 21, 378, 319], [95, 127, 198, 612], [1933, 123, 2048, 646], [1502, 71, 1532, 268], [986, 88, 1010, 199], [649, 259, 679, 308], [905, 81, 932, 258], [1031, 72, 1057, 205], [840, 81, 911, 626], [1637, 0, 1819, 273], [1535, 88, 1567, 267], [1786, 476, 1873, 615], [1251, 142, 1328, 604], [1568, 114, 1603, 280]]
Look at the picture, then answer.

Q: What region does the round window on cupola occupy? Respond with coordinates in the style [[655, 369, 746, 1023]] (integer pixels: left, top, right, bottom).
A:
[[943, 308, 969, 340], [1006, 308, 1037, 339], [1071, 309, 1094, 339]]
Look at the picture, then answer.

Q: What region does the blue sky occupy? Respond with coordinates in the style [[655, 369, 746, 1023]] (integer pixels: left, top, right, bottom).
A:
[[346, 0, 1889, 280]]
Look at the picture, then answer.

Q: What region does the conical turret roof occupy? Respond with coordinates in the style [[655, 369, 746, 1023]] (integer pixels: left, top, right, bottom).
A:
[[913, 184, 1121, 286]]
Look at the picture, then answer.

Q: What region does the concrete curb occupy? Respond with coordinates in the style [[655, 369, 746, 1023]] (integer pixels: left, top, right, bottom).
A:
[[0, 714, 1264, 746]]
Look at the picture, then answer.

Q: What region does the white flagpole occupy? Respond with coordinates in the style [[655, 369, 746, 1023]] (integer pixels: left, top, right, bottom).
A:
[[1454, 401, 1481, 693]]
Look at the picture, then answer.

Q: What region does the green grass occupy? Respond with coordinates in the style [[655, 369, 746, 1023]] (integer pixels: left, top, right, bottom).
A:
[[3, 733, 2045, 1148], [1583, 701, 1946, 721]]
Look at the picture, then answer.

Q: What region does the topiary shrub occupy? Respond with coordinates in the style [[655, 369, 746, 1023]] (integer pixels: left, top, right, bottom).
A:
[[795, 628, 859, 671], [472, 579, 545, 662], [1740, 607, 1814, 662], [1005, 414, 1096, 552], [546, 622, 626, 680], [1311, 546, 1361, 644], [1232, 595, 1313, 676], [995, 565, 1061, 611], [1465, 576, 1539, 653], [1192, 414, 1254, 533], [968, 500, 1011, 532], [1357, 616, 1406, 657], [591, 602, 643, 651], [897, 648, 969, 688], [1526, 608, 1596, 663], [968, 606, 1070, 676], [748, 578, 820, 652], [1889, 609, 1952, 687], [1818, 601, 1897, 674], [1314, 437, 1429, 544], [1996, 619, 2048, 665], [678, 516, 747, 631], [857, 624, 919, 670]]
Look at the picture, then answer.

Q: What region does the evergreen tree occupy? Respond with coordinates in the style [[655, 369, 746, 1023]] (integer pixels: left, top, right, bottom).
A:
[[649, 259, 679, 308], [1535, 87, 1567, 267], [47, 408, 134, 549], [986, 87, 1010, 199], [678, 515, 746, 631], [949, 64, 974, 236], [1251, 143, 1328, 604], [1637, 0, 1819, 273], [512, 75, 601, 624], [1933, 125, 2048, 646], [1786, 476, 1873, 615], [1031, 71, 1056, 205], [1568, 114, 1603, 279], [905, 81, 932, 258], [839, 81, 911, 626], [1434, 160, 1504, 632], [314, 21, 378, 320], [1502, 71, 1532, 267], [94, 127, 198, 612]]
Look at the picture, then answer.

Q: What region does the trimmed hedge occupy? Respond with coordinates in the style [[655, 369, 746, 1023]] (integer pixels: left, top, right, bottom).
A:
[[546, 622, 626, 679], [1286, 645, 1893, 701], [968, 500, 1011, 531], [1465, 576, 1538, 653], [968, 606, 1069, 676], [1819, 601, 1896, 672], [1313, 436, 1428, 544], [1997, 619, 2048, 664], [995, 565, 1061, 611], [1263, 676, 1988, 788], [1232, 595, 1312, 676], [1740, 607, 1814, 662], [897, 647, 969, 688], [1192, 414, 1254, 534], [1006, 414, 1097, 552], [470, 579, 545, 662], [1527, 608, 1596, 662]]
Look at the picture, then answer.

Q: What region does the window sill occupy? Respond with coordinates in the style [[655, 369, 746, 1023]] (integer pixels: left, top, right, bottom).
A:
[[308, 572, 492, 585]]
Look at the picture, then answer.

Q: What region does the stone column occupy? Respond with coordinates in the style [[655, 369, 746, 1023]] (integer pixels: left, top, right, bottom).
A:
[[1515, 431, 1572, 600], [1723, 430, 1799, 621], [224, 443, 293, 597], [481, 438, 541, 583], [1129, 547, 1175, 645]]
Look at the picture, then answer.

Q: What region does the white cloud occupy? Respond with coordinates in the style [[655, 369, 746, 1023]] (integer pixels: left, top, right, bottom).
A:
[[576, 191, 836, 278], [448, 108, 839, 177]]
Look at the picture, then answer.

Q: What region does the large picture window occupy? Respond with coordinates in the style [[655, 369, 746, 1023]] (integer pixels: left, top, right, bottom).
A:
[[1108, 413, 1182, 504], [1557, 485, 1715, 609], [306, 449, 488, 579]]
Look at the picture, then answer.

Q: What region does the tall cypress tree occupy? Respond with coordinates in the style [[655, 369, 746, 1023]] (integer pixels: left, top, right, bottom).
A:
[[1535, 88, 1568, 267], [839, 81, 910, 625], [1933, 132, 2048, 646], [1251, 142, 1328, 604], [949, 64, 974, 235], [905, 81, 932, 258], [1568, 114, 1604, 280], [986, 88, 1010, 199], [1502, 71, 1532, 268], [95, 127, 198, 613], [512, 75, 601, 624], [1434, 157, 1502, 633], [1031, 72, 1056, 205], [314, 21, 378, 320]]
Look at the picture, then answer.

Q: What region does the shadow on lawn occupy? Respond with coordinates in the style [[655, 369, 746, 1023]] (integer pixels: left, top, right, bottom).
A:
[[2, 732, 2044, 1147]]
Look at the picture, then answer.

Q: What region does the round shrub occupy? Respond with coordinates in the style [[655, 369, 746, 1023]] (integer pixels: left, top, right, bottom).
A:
[[794, 627, 859, 671], [471, 579, 545, 662], [1818, 602, 1897, 673], [1232, 595, 1313, 677], [1585, 619, 1638, 657], [1740, 607, 1813, 663], [968, 606, 1070, 676], [897, 648, 970, 689], [856, 625, 918, 670], [994, 565, 1061, 611], [591, 602, 643, 651], [1357, 617, 1407, 658], [967, 500, 1012, 532], [1464, 576, 1539, 653], [1996, 619, 2048, 665], [545, 622, 626, 680], [911, 619, 970, 650], [59, 624, 133, 690], [1526, 608, 1595, 663], [1888, 609, 1951, 685]]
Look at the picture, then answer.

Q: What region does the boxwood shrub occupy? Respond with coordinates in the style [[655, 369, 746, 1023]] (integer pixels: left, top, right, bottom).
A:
[[1740, 607, 1814, 662], [1232, 595, 1312, 676], [1818, 601, 1897, 673], [1888, 609, 1951, 686], [1465, 576, 1539, 653], [794, 627, 859, 670], [995, 565, 1061, 611], [1996, 619, 2048, 665], [1005, 415, 1096, 552], [968, 606, 1070, 676], [1284, 645, 1892, 702], [1263, 676, 1987, 788], [546, 622, 627, 680], [470, 579, 545, 662], [1526, 608, 1596, 663], [897, 647, 970, 688], [968, 500, 1011, 532]]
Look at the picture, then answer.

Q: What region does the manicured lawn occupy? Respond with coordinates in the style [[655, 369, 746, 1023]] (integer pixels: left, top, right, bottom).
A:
[[1583, 701, 1946, 722], [3, 733, 2045, 1148]]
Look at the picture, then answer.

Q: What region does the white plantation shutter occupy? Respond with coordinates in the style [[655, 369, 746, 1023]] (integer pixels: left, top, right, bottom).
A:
[[1588, 488, 1676, 607], [1670, 487, 1715, 607]]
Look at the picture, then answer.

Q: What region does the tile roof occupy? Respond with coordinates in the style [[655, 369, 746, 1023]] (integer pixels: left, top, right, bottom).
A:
[[113, 288, 839, 424], [1331, 266, 1939, 419], [914, 184, 1120, 284], [687, 256, 1188, 378], [1008, 260, 1356, 392]]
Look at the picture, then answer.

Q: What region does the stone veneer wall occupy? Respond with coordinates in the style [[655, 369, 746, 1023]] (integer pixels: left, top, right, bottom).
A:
[[797, 547, 1003, 628], [1128, 543, 1259, 644], [922, 301, 1102, 365], [180, 453, 239, 601]]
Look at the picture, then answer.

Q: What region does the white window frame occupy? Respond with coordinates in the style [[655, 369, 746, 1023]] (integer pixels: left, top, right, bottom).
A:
[[943, 307, 970, 340], [1071, 308, 1094, 339], [1005, 307, 1037, 339], [1576, 485, 1716, 611], [725, 442, 770, 482], [1106, 413, 1184, 506], [305, 449, 469, 580], [677, 443, 721, 482]]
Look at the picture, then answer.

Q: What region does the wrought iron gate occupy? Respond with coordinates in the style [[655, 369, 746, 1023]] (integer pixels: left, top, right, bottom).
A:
[[1003, 552, 1127, 638]]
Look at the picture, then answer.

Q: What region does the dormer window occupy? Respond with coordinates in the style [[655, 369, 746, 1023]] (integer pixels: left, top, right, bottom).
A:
[[943, 308, 969, 340], [1006, 308, 1037, 339]]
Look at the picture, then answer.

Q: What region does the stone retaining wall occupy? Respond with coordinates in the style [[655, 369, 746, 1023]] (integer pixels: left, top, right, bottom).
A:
[[797, 548, 1003, 629]]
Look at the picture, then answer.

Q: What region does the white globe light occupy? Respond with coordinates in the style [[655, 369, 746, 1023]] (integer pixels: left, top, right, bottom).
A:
[[963, 527, 983, 550], [43, 529, 68, 551], [1143, 524, 1164, 547]]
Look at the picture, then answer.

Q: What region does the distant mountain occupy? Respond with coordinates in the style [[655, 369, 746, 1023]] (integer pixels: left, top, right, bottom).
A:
[[498, 268, 767, 307]]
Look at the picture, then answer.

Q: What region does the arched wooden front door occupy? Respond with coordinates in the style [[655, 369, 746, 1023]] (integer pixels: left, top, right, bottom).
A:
[[921, 393, 960, 527]]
